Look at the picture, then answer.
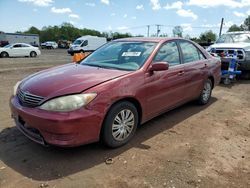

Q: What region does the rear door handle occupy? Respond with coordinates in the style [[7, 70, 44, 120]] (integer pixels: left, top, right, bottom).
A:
[[178, 71, 185, 76]]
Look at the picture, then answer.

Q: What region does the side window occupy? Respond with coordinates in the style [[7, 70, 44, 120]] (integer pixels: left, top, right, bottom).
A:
[[198, 50, 206, 60], [21, 44, 29, 47], [13, 44, 21, 48], [179, 41, 204, 63], [153, 41, 180, 66], [82, 40, 88, 46]]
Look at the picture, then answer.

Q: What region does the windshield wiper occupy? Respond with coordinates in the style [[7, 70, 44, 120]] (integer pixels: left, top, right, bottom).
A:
[[82, 63, 133, 71], [82, 63, 117, 70]]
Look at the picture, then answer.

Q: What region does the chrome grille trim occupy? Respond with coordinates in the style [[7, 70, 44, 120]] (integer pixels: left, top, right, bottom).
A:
[[211, 48, 245, 61], [17, 90, 45, 107]]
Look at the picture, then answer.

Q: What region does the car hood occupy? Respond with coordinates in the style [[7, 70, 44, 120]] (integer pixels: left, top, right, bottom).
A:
[[19, 63, 130, 99], [210, 42, 250, 50]]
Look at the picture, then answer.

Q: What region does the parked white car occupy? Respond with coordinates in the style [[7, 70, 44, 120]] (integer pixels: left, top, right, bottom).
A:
[[0, 43, 41, 58], [41, 41, 58, 49]]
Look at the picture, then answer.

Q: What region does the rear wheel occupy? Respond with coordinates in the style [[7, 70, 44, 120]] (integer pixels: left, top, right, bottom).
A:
[[30, 51, 37, 57], [197, 79, 212, 105], [1, 51, 9, 58], [102, 101, 138, 148]]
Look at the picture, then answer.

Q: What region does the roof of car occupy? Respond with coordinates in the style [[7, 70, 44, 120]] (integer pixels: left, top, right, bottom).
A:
[[226, 31, 250, 34], [114, 37, 181, 43], [12, 43, 31, 45]]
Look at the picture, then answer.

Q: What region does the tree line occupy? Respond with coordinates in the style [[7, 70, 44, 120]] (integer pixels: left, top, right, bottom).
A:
[[228, 16, 250, 32], [18, 15, 250, 44], [18, 22, 132, 43]]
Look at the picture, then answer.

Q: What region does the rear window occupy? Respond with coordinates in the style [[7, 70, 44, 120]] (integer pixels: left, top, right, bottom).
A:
[[179, 41, 205, 63]]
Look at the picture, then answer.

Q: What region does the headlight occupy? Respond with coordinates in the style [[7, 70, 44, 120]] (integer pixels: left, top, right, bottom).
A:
[[13, 81, 21, 96], [39, 93, 97, 112]]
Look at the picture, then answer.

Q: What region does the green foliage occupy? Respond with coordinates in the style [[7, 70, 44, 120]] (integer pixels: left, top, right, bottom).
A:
[[111, 32, 132, 39], [243, 15, 250, 31], [199, 30, 217, 42], [21, 23, 131, 43], [228, 24, 244, 32], [173, 26, 183, 37], [227, 16, 250, 32]]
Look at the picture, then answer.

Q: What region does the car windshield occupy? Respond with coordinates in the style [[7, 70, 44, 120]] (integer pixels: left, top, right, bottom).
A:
[[4, 44, 11, 48], [216, 33, 250, 43], [80, 41, 157, 71], [73, 40, 83, 45]]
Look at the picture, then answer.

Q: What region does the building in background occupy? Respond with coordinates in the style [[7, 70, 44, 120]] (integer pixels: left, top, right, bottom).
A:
[[0, 32, 40, 47]]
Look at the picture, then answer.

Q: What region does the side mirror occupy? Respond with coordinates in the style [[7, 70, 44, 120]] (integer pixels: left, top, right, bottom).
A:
[[149, 62, 169, 72]]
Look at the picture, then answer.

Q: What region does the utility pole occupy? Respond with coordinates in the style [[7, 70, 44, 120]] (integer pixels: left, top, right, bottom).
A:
[[147, 25, 150, 37], [219, 18, 224, 37], [156, 24, 160, 37]]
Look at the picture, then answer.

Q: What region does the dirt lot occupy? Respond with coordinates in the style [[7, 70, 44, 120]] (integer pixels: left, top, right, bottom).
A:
[[0, 49, 249, 188]]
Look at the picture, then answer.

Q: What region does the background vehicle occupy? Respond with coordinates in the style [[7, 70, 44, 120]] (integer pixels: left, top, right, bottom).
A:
[[58, 40, 71, 49], [10, 38, 220, 148], [41, 41, 58, 49], [0, 43, 41, 58], [68, 35, 107, 55], [207, 31, 250, 78], [0, 32, 39, 47], [0, 40, 9, 47]]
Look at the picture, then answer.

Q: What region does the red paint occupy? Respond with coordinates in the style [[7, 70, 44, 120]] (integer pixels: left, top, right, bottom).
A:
[[10, 38, 221, 147]]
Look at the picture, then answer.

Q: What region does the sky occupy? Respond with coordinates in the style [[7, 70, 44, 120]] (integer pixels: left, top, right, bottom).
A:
[[0, 0, 249, 37]]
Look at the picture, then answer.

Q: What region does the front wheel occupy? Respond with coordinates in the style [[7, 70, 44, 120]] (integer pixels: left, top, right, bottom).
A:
[[197, 79, 212, 105], [30, 51, 37, 57], [1, 51, 9, 58], [102, 101, 138, 148]]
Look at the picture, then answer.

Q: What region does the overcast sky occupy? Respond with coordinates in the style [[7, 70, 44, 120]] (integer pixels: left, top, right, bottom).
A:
[[0, 0, 249, 37]]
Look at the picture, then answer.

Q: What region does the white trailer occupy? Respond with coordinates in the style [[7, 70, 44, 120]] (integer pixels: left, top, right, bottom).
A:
[[0, 32, 40, 47]]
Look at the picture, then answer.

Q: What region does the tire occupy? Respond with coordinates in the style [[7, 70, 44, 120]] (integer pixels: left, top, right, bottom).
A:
[[1, 51, 9, 58], [30, 51, 37, 58], [197, 79, 212, 105], [102, 101, 138, 148]]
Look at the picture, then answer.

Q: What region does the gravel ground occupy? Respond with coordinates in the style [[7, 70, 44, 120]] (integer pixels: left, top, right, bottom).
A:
[[0, 49, 249, 188]]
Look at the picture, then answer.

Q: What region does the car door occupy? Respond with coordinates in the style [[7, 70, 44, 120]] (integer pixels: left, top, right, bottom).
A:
[[81, 40, 89, 51], [178, 40, 208, 100], [21, 44, 31, 56], [11, 44, 22, 56], [144, 41, 186, 118]]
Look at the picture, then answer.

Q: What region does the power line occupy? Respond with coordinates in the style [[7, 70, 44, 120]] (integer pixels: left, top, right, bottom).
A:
[[114, 24, 230, 31]]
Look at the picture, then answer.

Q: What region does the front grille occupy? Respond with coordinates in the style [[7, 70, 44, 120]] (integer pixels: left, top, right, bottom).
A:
[[17, 90, 44, 107], [211, 48, 245, 61]]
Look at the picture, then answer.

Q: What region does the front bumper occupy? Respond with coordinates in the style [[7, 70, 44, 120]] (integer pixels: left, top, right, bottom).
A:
[[10, 96, 103, 147], [67, 49, 80, 55]]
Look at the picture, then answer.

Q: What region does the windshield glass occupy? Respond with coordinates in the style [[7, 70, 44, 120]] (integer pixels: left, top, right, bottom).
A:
[[4, 44, 11, 48], [80, 41, 157, 71], [73, 39, 83, 45], [216, 33, 250, 43]]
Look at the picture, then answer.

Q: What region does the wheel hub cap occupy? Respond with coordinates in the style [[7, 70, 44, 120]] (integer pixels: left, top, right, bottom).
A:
[[112, 109, 135, 141]]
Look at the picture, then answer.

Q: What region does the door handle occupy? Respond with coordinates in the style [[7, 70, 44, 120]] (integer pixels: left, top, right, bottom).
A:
[[178, 71, 185, 76]]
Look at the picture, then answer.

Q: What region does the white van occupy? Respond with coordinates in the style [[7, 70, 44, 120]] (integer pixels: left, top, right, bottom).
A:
[[68, 35, 107, 55]]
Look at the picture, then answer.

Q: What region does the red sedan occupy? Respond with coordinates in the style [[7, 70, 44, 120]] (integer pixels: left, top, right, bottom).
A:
[[10, 38, 221, 148]]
